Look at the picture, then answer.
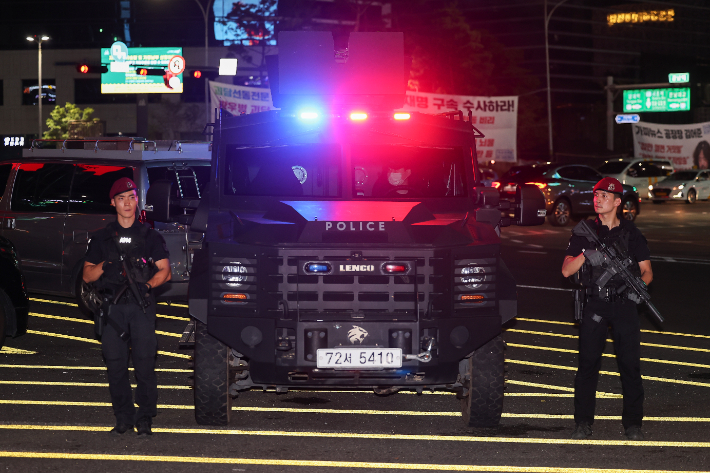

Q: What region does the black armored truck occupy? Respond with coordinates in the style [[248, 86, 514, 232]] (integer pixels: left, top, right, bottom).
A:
[[148, 31, 546, 428]]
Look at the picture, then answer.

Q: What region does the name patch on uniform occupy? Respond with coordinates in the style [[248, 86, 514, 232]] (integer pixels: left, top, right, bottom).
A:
[[119, 237, 131, 244], [325, 222, 385, 232]]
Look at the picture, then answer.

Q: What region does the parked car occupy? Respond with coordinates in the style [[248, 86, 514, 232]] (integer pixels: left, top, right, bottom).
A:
[[649, 169, 710, 204], [492, 163, 640, 226], [479, 167, 498, 187], [598, 158, 674, 199], [0, 138, 211, 315], [0, 235, 29, 350]]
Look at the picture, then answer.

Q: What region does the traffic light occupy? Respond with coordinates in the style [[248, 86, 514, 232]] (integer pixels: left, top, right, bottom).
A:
[[76, 64, 108, 74], [193, 70, 202, 79], [136, 68, 165, 76], [187, 69, 218, 80]]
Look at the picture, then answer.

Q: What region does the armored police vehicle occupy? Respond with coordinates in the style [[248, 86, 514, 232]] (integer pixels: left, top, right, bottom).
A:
[[149, 32, 546, 428]]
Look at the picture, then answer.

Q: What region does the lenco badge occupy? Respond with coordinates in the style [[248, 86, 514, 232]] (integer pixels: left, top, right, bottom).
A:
[[324, 221, 385, 231]]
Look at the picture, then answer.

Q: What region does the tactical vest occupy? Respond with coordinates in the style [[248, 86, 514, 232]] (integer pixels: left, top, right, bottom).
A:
[[578, 222, 641, 289], [96, 221, 155, 293]]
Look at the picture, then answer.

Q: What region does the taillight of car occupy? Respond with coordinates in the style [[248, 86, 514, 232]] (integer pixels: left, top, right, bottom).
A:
[[491, 181, 501, 189], [525, 182, 547, 189]]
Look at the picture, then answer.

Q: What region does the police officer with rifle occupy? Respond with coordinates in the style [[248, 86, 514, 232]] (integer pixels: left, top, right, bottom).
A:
[[83, 177, 171, 436], [561, 177, 655, 441]]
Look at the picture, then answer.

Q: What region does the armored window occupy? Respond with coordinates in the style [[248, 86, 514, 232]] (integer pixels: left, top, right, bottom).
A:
[[225, 144, 341, 197], [11, 163, 73, 213], [0, 164, 12, 200], [352, 145, 467, 198], [69, 164, 135, 214]]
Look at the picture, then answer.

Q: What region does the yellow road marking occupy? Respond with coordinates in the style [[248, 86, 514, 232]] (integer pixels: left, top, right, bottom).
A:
[[0, 381, 190, 389], [0, 364, 190, 373], [516, 317, 710, 339], [0, 347, 37, 355], [30, 313, 182, 338], [0, 451, 701, 472], [29, 297, 189, 321], [508, 359, 710, 388], [506, 380, 621, 398], [2, 400, 707, 422], [158, 302, 188, 308], [508, 328, 710, 353], [26, 330, 191, 359], [508, 342, 710, 369], [1, 425, 709, 448]]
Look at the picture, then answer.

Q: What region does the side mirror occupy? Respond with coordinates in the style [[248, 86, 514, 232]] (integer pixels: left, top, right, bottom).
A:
[[145, 180, 174, 223], [515, 184, 546, 226]]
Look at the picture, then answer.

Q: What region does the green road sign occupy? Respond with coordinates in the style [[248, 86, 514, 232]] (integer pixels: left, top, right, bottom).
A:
[[623, 88, 690, 112], [668, 72, 689, 83]]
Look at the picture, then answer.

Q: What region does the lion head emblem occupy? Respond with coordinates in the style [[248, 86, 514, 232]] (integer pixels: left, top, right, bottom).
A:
[[348, 326, 368, 344]]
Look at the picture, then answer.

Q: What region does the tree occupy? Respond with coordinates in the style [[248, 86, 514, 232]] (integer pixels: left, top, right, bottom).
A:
[[44, 103, 96, 139]]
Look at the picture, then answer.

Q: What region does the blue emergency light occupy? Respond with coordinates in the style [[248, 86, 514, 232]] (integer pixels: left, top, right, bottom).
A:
[[305, 262, 331, 273]]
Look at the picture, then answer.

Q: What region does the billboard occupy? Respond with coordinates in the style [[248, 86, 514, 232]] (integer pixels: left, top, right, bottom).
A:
[[101, 42, 184, 94]]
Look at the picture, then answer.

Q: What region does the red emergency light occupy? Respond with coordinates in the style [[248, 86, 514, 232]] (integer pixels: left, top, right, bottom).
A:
[[350, 112, 368, 121], [393, 113, 410, 120]]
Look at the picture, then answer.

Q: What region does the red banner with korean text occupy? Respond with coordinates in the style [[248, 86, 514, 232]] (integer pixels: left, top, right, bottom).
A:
[[398, 92, 518, 163], [209, 81, 274, 117], [633, 121, 710, 170]]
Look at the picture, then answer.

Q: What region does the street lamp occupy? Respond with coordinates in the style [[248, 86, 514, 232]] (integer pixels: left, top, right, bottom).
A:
[[192, 0, 215, 121], [544, 0, 569, 160], [27, 35, 50, 138]]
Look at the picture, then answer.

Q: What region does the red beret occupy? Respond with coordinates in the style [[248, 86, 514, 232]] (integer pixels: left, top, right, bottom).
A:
[[109, 177, 138, 199], [593, 177, 623, 194]]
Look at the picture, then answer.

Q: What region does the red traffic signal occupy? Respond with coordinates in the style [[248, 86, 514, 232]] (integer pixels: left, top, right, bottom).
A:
[[193, 70, 202, 79], [137, 68, 148, 76], [76, 64, 107, 74]]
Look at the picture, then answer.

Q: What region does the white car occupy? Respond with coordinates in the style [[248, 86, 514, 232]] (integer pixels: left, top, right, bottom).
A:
[[649, 170, 710, 204], [598, 158, 674, 199]]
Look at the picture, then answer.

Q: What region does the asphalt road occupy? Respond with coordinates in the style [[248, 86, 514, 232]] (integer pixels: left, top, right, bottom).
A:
[[1, 201, 709, 472]]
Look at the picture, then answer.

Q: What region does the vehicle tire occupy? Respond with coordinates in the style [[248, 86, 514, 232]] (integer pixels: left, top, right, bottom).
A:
[[460, 335, 505, 428], [686, 189, 697, 204], [194, 319, 232, 425], [621, 197, 639, 221], [547, 199, 571, 227], [75, 270, 100, 318]]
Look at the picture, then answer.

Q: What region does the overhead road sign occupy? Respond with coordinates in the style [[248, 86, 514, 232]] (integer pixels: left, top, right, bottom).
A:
[[668, 72, 689, 84], [615, 114, 640, 124], [101, 43, 184, 94], [623, 88, 690, 113]]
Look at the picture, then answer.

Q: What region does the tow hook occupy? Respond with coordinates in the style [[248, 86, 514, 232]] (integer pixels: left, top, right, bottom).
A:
[[405, 338, 434, 363]]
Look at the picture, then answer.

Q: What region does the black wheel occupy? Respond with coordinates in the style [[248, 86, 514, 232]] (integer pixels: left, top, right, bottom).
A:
[[686, 189, 697, 204], [547, 199, 571, 227], [194, 320, 232, 425], [75, 270, 100, 318], [621, 197, 639, 221], [459, 335, 505, 427]]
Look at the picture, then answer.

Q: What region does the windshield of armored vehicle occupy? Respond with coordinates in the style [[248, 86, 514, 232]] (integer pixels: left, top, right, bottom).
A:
[[225, 144, 341, 197], [352, 145, 466, 198]]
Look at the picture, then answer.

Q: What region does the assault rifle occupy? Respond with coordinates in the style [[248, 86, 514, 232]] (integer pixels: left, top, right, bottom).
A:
[[573, 220, 664, 324], [112, 238, 152, 313]]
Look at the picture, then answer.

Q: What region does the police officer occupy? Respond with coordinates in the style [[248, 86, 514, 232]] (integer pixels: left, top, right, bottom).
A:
[[561, 177, 653, 441], [83, 177, 171, 436]]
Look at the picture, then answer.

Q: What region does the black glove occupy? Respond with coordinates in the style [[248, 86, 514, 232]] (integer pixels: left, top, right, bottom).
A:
[[626, 290, 642, 304], [138, 283, 152, 299], [583, 249, 607, 267]]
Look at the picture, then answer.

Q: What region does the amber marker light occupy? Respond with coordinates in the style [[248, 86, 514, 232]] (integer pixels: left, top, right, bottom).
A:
[[393, 113, 411, 120], [350, 112, 368, 120], [461, 295, 485, 303], [223, 293, 247, 301], [491, 181, 501, 189]]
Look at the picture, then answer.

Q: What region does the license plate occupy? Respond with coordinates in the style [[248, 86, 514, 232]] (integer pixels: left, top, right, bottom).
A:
[[317, 348, 403, 369], [503, 184, 517, 192], [655, 191, 668, 197]]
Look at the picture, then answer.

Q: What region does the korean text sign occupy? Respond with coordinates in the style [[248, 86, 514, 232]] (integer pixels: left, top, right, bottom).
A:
[[209, 81, 274, 116], [632, 121, 710, 170]]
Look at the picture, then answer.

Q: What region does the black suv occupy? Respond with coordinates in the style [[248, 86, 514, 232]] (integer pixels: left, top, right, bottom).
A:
[[0, 235, 29, 350], [493, 163, 641, 226], [149, 31, 546, 428]]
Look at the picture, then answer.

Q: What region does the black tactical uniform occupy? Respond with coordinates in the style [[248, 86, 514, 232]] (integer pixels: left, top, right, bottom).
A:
[[85, 219, 169, 430], [565, 217, 651, 431]]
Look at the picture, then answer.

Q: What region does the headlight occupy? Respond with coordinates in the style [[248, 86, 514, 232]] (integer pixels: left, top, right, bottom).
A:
[[461, 265, 485, 289], [678, 184, 685, 190], [223, 263, 248, 287], [648, 185, 653, 190]]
